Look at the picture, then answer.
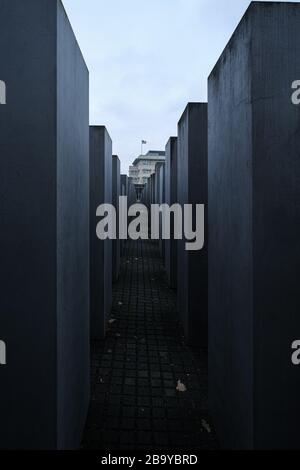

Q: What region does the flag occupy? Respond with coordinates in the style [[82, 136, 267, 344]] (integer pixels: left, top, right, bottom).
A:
[[141, 140, 147, 145]]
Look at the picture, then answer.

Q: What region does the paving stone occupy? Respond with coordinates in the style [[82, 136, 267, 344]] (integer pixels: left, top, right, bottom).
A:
[[138, 432, 152, 445], [122, 418, 135, 430], [137, 419, 152, 431]]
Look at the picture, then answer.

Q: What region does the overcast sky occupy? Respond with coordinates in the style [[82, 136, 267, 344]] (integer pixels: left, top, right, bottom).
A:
[[62, 0, 289, 174]]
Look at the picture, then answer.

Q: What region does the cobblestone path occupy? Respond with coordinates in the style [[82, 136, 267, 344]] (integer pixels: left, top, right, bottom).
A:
[[82, 240, 218, 451]]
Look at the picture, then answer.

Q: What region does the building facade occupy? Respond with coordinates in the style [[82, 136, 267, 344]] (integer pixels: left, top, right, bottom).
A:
[[129, 150, 165, 187]]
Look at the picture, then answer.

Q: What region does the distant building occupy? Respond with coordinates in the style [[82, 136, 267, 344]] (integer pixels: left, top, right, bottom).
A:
[[129, 151, 165, 185], [129, 150, 165, 198]]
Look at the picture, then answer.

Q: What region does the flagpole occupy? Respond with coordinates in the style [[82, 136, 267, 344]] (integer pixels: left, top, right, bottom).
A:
[[141, 139, 147, 155]]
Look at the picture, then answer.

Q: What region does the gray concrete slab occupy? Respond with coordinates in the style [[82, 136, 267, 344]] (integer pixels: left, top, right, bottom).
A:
[[150, 173, 156, 205], [208, 1, 300, 449], [177, 103, 208, 347], [155, 163, 163, 207], [155, 162, 165, 257], [146, 179, 151, 208], [121, 174, 128, 197], [165, 137, 178, 289], [112, 156, 121, 281], [0, 0, 90, 449], [120, 174, 128, 254], [90, 126, 112, 341], [127, 177, 137, 207]]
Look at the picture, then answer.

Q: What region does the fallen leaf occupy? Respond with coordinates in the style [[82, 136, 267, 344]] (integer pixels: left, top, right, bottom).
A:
[[201, 419, 211, 434], [176, 380, 187, 392]]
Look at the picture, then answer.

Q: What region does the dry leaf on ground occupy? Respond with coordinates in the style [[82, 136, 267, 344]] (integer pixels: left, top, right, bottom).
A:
[[176, 380, 187, 392]]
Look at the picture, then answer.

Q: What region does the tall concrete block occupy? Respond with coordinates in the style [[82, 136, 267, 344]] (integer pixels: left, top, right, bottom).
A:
[[128, 177, 136, 207], [208, 2, 300, 449], [177, 103, 208, 347], [165, 137, 178, 288], [155, 163, 162, 206], [141, 178, 149, 209], [160, 164, 165, 255], [120, 174, 128, 254], [121, 174, 128, 197], [112, 156, 121, 281], [149, 176, 153, 205], [146, 180, 151, 208], [150, 173, 156, 205], [90, 126, 112, 340], [155, 162, 165, 257], [0, 0, 89, 449]]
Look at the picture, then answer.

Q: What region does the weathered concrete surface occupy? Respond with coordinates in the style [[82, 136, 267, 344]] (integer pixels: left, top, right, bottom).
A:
[[208, 1, 300, 449], [127, 177, 137, 207], [159, 163, 165, 257], [146, 179, 151, 208], [112, 156, 121, 281], [0, 0, 89, 449], [90, 126, 112, 341], [177, 103, 208, 347], [155, 162, 165, 257], [120, 174, 128, 255], [121, 174, 128, 197], [141, 180, 148, 208], [165, 137, 178, 289], [155, 162, 163, 207], [150, 173, 156, 205]]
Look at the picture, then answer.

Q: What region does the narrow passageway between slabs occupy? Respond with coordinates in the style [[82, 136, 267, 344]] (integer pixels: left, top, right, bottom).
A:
[[83, 239, 218, 451]]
